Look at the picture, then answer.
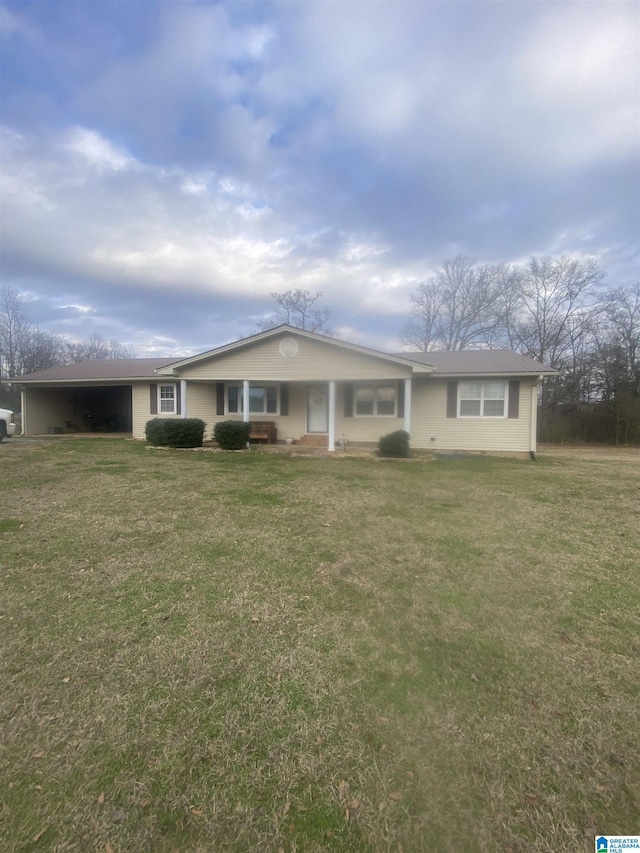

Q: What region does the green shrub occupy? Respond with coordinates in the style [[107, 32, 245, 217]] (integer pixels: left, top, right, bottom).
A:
[[214, 420, 251, 450], [145, 418, 206, 448], [145, 418, 168, 446], [378, 429, 411, 458], [164, 418, 206, 448]]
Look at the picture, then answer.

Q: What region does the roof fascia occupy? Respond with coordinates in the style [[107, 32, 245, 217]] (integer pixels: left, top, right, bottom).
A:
[[15, 377, 158, 385], [429, 369, 558, 378]]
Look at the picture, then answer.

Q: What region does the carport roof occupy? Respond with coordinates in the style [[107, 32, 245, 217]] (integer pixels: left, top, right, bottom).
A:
[[16, 358, 178, 383]]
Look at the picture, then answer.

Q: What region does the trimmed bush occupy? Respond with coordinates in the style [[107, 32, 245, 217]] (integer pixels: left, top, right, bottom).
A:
[[378, 429, 411, 458], [145, 417, 168, 446], [214, 420, 252, 450], [145, 418, 206, 448]]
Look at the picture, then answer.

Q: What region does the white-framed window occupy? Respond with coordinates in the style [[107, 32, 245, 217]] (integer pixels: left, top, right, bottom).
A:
[[354, 383, 397, 417], [458, 381, 507, 417], [159, 384, 177, 414], [227, 385, 278, 415]]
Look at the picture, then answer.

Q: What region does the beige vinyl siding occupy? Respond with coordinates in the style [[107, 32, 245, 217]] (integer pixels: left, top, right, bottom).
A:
[[180, 382, 216, 427], [23, 387, 76, 434], [132, 383, 168, 438], [175, 334, 412, 382], [410, 378, 535, 452]]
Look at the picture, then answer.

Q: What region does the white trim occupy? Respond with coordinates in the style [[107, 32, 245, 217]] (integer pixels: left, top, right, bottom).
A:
[[353, 382, 399, 417], [158, 383, 177, 414], [328, 381, 336, 452], [226, 383, 280, 416], [457, 380, 508, 418], [21, 388, 26, 435], [180, 380, 187, 418], [404, 379, 412, 434]]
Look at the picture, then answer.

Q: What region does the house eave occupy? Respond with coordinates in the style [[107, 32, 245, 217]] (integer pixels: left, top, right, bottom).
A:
[[430, 370, 558, 379], [15, 377, 156, 385]]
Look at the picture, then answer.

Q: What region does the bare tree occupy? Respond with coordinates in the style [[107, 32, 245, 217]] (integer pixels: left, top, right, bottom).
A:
[[399, 256, 501, 351], [65, 333, 136, 363], [256, 289, 333, 335], [503, 256, 606, 367], [1, 286, 64, 381]]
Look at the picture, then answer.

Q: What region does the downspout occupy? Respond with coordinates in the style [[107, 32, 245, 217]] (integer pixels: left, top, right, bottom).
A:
[[530, 375, 542, 461]]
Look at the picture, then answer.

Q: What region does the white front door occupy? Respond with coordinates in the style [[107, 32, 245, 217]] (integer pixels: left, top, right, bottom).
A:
[[307, 384, 329, 433]]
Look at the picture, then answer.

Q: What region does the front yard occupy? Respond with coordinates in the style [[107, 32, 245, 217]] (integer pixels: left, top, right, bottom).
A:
[[1, 439, 638, 851]]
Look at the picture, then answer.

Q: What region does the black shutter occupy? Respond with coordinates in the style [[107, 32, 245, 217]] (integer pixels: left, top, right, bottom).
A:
[[397, 381, 405, 419], [344, 383, 354, 417], [216, 383, 225, 416], [150, 383, 158, 415], [176, 383, 181, 416], [446, 381, 458, 418], [280, 383, 289, 416], [508, 380, 520, 419]]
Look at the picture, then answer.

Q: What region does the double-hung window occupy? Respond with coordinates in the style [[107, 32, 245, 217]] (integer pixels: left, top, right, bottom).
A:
[[459, 381, 506, 417], [159, 384, 176, 414], [227, 385, 278, 415], [354, 383, 397, 416]]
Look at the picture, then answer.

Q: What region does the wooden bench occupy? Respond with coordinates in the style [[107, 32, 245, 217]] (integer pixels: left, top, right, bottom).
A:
[[249, 421, 277, 444]]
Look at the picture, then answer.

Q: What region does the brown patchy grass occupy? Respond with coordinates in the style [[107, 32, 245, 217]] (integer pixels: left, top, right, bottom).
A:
[[1, 437, 638, 852]]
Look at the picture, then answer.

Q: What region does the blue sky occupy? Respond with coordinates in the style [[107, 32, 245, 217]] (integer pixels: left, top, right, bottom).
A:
[[1, 0, 638, 356]]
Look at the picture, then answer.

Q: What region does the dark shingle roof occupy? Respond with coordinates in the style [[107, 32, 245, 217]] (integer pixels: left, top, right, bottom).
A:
[[17, 358, 178, 382], [14, 345, 555, 383], [395, 349, 556, 375]]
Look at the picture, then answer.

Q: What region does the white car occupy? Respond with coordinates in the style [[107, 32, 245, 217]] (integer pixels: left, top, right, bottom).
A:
[[0, 407, 17, 441]]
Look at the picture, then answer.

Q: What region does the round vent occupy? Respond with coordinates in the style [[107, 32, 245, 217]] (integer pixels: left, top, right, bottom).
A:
[[279, 337, 299, 358]]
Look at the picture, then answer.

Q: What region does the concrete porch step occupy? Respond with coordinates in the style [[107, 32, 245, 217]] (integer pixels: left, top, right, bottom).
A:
[[296, 434, 329, 447]]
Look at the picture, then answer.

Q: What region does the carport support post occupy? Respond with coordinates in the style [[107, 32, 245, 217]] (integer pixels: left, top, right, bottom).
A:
[[328, 381, 336, 452], [404, 378, 412, 434], [21, 388, 26, 435], [180, 380, 187, 418]]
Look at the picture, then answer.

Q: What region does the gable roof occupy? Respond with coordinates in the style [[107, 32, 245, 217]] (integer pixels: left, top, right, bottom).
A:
[[397, 349, 557, 376], [155, 325, 435, 375], [16, 358, 178, 383], [13, 331, 556, 385]]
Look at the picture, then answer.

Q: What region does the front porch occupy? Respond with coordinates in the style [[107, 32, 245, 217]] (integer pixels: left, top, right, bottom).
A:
[[179, 378, 413, 451]]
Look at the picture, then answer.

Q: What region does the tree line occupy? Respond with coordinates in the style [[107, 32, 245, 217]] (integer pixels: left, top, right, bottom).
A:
[[0, 285, 135, 409], [400, 255, 639, 445]]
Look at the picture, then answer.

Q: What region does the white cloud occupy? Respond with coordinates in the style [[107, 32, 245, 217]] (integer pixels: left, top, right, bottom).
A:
[[65, 127, 133, 172]]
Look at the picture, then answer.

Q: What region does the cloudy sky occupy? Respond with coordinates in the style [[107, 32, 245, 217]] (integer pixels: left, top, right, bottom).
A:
[[1, 0, 638, 356]]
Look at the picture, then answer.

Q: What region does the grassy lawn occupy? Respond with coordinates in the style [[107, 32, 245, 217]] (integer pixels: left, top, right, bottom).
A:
[[1, 438, 638, 852]]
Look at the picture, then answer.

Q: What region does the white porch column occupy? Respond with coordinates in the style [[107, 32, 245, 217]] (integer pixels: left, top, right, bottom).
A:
[[328, 381, 336, 452], [180, 380, 187, 418], [20, 388, 26, 435], [403, 378, 412, 434], [242, 380, 250, 423]]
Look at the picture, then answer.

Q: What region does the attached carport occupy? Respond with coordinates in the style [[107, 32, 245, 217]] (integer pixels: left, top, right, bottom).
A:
[[22, 384, 133, 434], [13, 358, 177, 436]]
